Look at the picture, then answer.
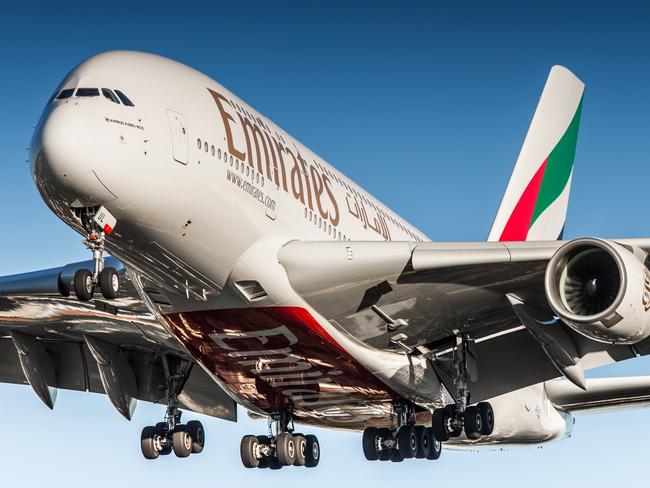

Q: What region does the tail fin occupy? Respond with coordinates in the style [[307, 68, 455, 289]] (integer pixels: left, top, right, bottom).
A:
[[488, 66, 584, 242]]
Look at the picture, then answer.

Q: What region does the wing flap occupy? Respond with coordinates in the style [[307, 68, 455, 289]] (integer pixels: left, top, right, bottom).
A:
[[546, 376, 650, 414]]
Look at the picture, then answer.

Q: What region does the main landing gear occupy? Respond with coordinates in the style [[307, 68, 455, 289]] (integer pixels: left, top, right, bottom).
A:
[[72, 229, 120, 301], [430, 335, 494, 442], [140, 406, 205, 459], [430, 401, 494, 441], [240, 410, 321, 469], [140, 356, 205, 460], [362, 403, 442, 463]]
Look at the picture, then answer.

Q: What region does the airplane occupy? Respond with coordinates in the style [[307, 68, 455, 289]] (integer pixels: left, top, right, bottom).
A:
[[2, 50, 650, 469]]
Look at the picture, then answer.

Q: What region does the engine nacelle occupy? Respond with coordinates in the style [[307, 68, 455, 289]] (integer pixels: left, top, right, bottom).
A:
[[545, 237, 650, 344]]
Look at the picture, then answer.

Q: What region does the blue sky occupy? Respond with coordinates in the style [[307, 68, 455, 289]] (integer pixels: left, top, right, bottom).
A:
[[1, 0, 650, 485]]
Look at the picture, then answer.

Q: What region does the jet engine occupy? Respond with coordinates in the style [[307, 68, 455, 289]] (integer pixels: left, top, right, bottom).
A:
[[544, 237, 650, 344]]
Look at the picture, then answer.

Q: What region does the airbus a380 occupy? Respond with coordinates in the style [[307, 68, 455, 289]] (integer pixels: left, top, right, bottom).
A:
[[2, 50, 650, 468]]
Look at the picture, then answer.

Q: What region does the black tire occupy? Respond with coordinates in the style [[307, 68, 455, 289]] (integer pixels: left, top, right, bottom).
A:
[[275, 432, 295, 466], [154, 422, 171, 455], [268, 457, 283, 470], [99, 267, 119, 299], [478, 402, 494, 435], [426, 428, 442, 460], [445, 405, 463, 437], [414, 425, 430, 459], [431, 408, 451, 442], [464, 406, 483, 440], [140, 426, 160, 460], [186, 420, 205, 454], [256, 436, 271, 468], [362, 427, 380, 461], [305, 434, 320, 468], [293, 435, 307, 466], [240, 435, 259, 468], [397, 425, 417, 459], [74, 269, 94, 301], [390, 448, 404, 463], [378, 428, 392, 461], [379, 449, 392, 461], [172, 425, 192, 458]]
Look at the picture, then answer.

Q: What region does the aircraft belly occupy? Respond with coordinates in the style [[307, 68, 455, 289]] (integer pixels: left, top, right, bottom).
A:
[[162, 306, 400, 429]]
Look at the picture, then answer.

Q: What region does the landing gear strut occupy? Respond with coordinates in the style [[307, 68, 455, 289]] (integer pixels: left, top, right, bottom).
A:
[[430, 335, 495, 441], [71, 208, 120, 301], [140, 356, 205, 460], [240, 410, 320, 469], [362, 402, 441, 463]]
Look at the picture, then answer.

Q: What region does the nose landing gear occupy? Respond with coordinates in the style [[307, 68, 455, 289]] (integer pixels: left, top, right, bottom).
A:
[[73, 230, 119, 301]]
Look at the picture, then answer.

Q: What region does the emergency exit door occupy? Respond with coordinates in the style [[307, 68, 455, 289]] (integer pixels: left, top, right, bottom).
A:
[[167, 110, 189, 164]]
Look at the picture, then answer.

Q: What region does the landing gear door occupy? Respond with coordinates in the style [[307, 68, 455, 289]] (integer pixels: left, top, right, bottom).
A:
[[167, 110, 189, 165]]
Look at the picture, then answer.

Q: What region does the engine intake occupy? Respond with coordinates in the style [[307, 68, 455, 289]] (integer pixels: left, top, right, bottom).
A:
[[545, 238, 650, 344]]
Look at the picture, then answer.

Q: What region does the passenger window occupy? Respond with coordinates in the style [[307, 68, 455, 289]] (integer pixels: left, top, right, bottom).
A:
[[56, 88, 74, 100], [114, 90, 135, 107], [76, 88, 100, 97], [102, 88, 120, 104]]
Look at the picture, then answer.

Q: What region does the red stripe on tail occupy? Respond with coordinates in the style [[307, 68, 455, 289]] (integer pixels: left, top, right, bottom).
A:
[[499, 159, 548, 241]]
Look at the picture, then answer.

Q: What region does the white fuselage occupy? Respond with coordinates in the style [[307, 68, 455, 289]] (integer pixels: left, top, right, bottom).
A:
[[30, 51, 571, 445]]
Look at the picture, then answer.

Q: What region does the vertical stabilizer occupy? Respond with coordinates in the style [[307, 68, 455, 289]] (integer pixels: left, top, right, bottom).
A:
[[488, 66, 584, 242]]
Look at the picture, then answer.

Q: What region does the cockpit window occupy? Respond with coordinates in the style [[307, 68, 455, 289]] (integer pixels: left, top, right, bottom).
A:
[[47, 90, 59, 104], [114, 90, 135, 107], [101, 88, 120, 104], [56, 88, 74, 100], [76, 88, 100, 97]]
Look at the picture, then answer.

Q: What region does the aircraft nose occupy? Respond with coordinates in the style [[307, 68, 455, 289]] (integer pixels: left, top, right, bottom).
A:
[[32, 103, 117, 207]]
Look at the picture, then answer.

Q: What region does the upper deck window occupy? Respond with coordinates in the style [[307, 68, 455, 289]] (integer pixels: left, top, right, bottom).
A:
[[56, 88, 74, 100], [114, 90, 135, 107], [101, 88, 120, 104], [76, 88, 100, 97]]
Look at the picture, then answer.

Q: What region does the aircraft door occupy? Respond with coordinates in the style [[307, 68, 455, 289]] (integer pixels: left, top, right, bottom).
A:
[[167, 110, 189, 164]]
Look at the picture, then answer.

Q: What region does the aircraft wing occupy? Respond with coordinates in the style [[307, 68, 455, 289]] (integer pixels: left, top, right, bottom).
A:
[[0, 257, 237, 421], [546, 376, 650, 414], [278, 238, 650, 403]]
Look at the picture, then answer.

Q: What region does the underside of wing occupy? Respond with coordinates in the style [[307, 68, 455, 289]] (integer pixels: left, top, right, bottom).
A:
[[278, 238, 650, 402], [0, 259, 237, 421]]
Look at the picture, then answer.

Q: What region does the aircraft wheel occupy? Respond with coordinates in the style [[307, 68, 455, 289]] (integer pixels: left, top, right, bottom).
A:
[[140, 426, 160, 460], [445, 405, 463, 437], [464, 406, 483, 440], [256, 436, 271, 468], [390, 448, 404, 462], [99, 267, 119, 299], [362, 427, 380, 461], [74, 269, 94, 301], [293, 435, 307, 466], [432, 408, 451, 442], [377, 428, 392, 461], [305, 434, 320, 468], [241, 435, 260, 468], [426, 428, 442, 460], [186, 420, 205, 454], [154, 422, 171, 455], [172, 425, 192, 458], [414, 425, 431, 459], [478, 402, 494, 435], [397, 425, 417, 459], [276, 432, 296, 466]]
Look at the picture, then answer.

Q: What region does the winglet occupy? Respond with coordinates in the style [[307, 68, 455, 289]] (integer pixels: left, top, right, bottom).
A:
[[489, 66, 585, 242]]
